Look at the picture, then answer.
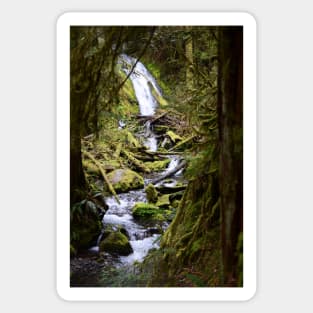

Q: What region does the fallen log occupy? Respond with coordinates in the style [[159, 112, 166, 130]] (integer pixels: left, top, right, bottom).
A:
[[155, 184, 187, 194], [82, 151, 121, 204], [121, 149, 151, 173], [151, 160, 187, 184], [168, 135, 196, 152]]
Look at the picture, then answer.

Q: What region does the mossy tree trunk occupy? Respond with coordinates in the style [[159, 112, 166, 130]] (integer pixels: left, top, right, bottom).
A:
[[217, 27, 243, 286], [185, 26, 194, 90], [70, 27, 90, 205]]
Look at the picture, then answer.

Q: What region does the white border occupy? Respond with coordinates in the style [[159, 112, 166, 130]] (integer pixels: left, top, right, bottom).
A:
[[56, 12, 256, 301]]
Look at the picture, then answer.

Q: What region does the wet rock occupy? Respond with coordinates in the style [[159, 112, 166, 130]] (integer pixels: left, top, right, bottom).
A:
[[99, 231, 133, 256], [145, 183, 158, 203], [156, 194, 171, 208], [132, 202, 160, 219], [71, 200, 103, 250], [106, 169, 144, 193]]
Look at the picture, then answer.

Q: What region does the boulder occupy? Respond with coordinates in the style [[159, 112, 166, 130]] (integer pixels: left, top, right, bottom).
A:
[[70, 200, 102, 249], [106, 169, 144, 193], [145, 183, 158, 203], [99, 231, 133, 256], [156, 194, 171, 208], [132, 202, 160, 219]]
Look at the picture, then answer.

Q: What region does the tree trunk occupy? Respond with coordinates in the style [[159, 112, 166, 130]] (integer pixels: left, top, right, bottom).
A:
[[185, 26, 194, 89], [70, 27, 90, 205], [70, 89, 87, 205], [218, 27, 243, 286]]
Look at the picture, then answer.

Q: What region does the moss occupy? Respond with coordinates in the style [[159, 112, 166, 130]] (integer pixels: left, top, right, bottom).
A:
[[82, 159, 100, 175], [102, 160, 120, 171], [70, 245, 76, 257], [145, 183, 158, 203], [156, 194, 171, 208], [125, 131, 141, 148], [172, 200, 180, 208], [132, 202, 160, 219], [151, 86, 168, 107], [70, 200, 103, 250], [166, 130, 182, 143], [154, 125, 169, 134], [145, 159, 170, 172], [106, 169, 144, 193], [100, 231, 133, 256]]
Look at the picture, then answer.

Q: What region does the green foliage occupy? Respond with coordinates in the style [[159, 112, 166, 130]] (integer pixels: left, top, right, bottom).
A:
[[100, 266, 148, 287]]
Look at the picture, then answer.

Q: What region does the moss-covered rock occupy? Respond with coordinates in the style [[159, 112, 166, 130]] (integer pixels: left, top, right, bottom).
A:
[[106, 169, 144, 193], [83, 159, 120, 176], [70, 200, 102, 250], [132, 202, 160, 219], [156, 194, 171, 208], [145, 183, 158, 203], [145, 159, 170, 172], [99, 231, 133, 256], [82, 159, 100, 175]]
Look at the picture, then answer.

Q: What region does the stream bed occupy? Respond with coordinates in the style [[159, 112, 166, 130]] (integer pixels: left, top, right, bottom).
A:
[[70, 54, 184, 287]]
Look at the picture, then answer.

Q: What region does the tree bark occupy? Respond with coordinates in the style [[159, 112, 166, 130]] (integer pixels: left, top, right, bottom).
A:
[[218, 27, 243, 286], [185, 26, 194, 89]]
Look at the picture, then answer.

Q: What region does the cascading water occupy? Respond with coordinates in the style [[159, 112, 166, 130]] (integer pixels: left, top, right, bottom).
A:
[[120, 54, 161, 151], [88, 55, 182, 270], [70, 54, 186, 287]]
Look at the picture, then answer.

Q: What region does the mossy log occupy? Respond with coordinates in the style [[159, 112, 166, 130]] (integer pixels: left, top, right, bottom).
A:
[[155, 184, 187, 194], [82, 150, 120, 204], [168, 135, 196, 152], [151, 160, 187, 184], [114, 142, 122, 159], [121, 149, 151, 173]]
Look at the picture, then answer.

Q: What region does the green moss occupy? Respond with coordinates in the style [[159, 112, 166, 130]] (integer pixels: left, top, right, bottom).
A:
[[126, 131, 141, 148], [145, 183, 158, 203], [156, 194, 171, 208], [100, 231, 133, 256], [153, 125, 169, 134], [166, 130, 182, 143], [106, 169, 144, 193], [172, 200, 180, 208], [132, 202, 160, 219], [151, 86, 168, 107], [70, 200, 103, 249], [145, 159, 170, 172], [82, 159, 100, 175], [70, 245, 76, 257]]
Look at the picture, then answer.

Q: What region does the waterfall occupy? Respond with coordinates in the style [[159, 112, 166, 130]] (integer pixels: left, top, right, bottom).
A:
[[89, 56, 179, 265], [120, 54, 161, 151]]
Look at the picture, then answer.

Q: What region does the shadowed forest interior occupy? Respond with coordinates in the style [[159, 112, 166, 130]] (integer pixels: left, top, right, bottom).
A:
[[70, 25, 243, 287]]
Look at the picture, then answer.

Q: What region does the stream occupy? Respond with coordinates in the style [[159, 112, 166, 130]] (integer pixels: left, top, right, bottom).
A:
[[70, 55, 183, 287]]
